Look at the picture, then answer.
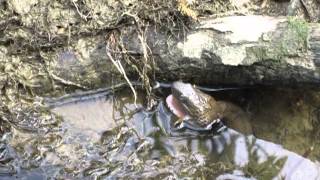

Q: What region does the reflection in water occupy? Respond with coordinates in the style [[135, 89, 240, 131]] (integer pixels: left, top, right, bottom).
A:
[[0, 88, 320, 179], [52, 94, 141, 142]]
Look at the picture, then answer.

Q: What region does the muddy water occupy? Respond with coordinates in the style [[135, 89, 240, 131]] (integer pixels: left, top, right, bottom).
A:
[[1, 87, 320, 179]]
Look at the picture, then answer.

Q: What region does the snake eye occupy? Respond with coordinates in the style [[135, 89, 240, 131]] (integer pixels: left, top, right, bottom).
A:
[[179, 95, 189, 103]]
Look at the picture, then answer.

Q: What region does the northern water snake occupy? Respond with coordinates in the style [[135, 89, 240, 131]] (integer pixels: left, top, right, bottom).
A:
[[166, 81, 253, 134]]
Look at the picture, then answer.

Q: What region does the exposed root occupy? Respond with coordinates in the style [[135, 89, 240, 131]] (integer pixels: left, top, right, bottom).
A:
[[106, 52, 138, 107], [120, 13, 155, 107], [261, 0, 268, 8], [50, 73, 88, 90], [177, 0, 198, 20], [71, 0, 89, 21]]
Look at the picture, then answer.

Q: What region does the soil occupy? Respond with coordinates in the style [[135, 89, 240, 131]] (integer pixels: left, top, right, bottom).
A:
[[1, 0, 320, 178]]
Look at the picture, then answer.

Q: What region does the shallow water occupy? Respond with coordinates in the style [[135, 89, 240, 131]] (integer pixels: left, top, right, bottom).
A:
[[1, 86, 320, 179]]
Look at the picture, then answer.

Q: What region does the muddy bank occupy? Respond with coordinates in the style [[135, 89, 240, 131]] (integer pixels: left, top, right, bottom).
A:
[[1, 0, 320, 98], [0, 0, 320, 178], [0, 0, 320, 137]]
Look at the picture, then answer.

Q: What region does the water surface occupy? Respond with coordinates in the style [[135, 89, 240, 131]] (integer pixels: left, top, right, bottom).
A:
[[0, 86, 320, 179]]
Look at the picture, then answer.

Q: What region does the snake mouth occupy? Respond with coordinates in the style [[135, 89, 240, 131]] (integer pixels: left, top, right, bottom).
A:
[[166, 94, 225, 132], [166, 94, 188, 119]]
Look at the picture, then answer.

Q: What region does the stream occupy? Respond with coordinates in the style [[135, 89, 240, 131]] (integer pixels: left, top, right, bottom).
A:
[[0, 85, 319, 179]]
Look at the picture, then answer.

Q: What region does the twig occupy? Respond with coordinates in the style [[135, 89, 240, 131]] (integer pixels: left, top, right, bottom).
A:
[[71, 0, 89, 21], [119, 12, 154, 106], [105, 47, 140, 55], [299, 0, 311, 21], [288, 0, 311, 20], [261, 0, 268, 8], [106, 52, 138, 107], [50, 73, 88, 90]]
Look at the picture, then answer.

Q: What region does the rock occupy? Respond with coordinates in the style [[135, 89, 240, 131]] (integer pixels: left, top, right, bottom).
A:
[[155, 16, 320, 87], [43, 15, 320, 88]]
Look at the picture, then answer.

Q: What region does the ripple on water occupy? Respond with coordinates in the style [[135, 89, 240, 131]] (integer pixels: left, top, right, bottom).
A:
[[57, 51, 79, 68], [2, 88, 320, 179]]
